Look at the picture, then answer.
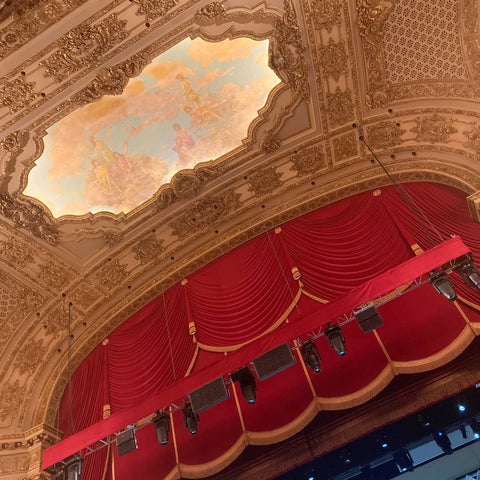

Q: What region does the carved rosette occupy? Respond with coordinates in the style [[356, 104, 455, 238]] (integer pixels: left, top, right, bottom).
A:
[[309, 0, 341, 32], [247, 167, 283, 196], [169, 190, 241, 238], [0, 130, 29, 154], [290, 146, 326, 176], [411, 114, 457, 143], [318, 39, 348, 81], [365, 121, 405, 149], [40, 13, 129, 82], [195, 1, 226, 21]]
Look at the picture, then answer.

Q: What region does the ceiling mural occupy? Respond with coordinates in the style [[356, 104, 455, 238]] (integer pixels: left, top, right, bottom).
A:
[[23, 37, 279, 217]]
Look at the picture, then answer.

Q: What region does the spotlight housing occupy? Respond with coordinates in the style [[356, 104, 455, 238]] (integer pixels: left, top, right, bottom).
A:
[[430, 271, 457, 301], [456, 254, 480, 290], [393, 448, 414, 472], [433, 430, 453, 454], [301, 341, 321, 373], [153, 411, 170, 445], [64, 456, 83, 480], [231, 367, 257, 404], [324, 323, 346, 356], [470, 418, 480, 438], [183, 403, 198, 435]]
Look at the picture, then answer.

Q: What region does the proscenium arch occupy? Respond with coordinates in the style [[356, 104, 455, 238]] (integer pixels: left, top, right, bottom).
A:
[[31, 164, 480, 432]]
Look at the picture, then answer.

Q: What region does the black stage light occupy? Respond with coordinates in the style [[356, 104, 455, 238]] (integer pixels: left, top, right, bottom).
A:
[[301, 341, 321, 373], [183, 403, 198, 435], [153, 411, 170, 446], [429, 271, 457, 301], [324, 323, 346, 356], [433, 430, 453, 454], [360, 464, 373, 480], [355, 305, 384, 333], [231, 367, 257, 404], [459, 424, 468, 439], [393, 448, 414, 472], [64, 456, 83, 480], [457, 256, 480, 290], [116, 428, 137, 456]]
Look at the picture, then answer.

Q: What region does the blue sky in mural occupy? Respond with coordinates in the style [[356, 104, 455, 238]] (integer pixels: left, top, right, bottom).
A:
[[24, 37, 280, 217]]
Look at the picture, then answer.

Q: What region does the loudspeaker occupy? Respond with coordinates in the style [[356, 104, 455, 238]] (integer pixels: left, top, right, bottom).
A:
[[190, 376, 229, 414], [355, 305, 384, 333], [253, 343, 296, 381], [116, 428, 137, 456]]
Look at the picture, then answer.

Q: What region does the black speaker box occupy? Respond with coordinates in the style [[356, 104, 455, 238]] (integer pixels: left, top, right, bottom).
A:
[[253, 343, 296, 381], [190, 376, 229, 414]]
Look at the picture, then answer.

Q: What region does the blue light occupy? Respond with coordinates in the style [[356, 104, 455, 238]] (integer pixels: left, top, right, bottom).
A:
[[438, 432, 443, 436], [308, 477, 314, 480], [401, 467, 407, 472], [458, 404, 466, 412], [475, 433, 480, 439], [382, 442, 388, 448]]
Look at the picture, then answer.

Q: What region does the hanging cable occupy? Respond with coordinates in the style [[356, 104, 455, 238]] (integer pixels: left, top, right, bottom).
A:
[[66, 296, 75, 435], [358, 132, 445, 247]]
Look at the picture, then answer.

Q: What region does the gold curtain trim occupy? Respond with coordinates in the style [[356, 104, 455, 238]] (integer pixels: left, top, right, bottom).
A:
[[184, 343, 199, 377], [101, 443, 110, 480], [457, 295, 480, 313], [195, 286, 303, 352], [300, 288, 329, 304], [391, 325, 475, 374], [316, 365, 395, 410]]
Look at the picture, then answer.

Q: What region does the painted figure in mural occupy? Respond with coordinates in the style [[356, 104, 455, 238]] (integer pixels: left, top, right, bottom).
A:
[[176, 73, 202, 109], [184, 102, 225, 130], [172, 123, 195, 165]]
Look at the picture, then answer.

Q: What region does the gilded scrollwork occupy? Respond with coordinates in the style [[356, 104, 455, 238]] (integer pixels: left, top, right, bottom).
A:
[[133, 0, 178, 20], [95, 259, 129, 291], [169, 190, 241, 238], [332, 133, 358, 162], [318, 39, 348, 81], [0, 77, 39, 114], [72, 52, 149, 106], [40, 13, 129, 82], [0, 453, 29, 474], [0, 380, 26, 422], [326, 88, 354, 127], [0, 236, 35, 268], [195, 1, 226, 21], [0, 194, 58, 244], [69, 282, 99, 311], [411, 114, 457, 144], [14, 339, 47, 376], [38, 261, 73, 290], [464, 123, 480, 155], [463, 0, 480, 79], [309, 0, 341, 32], [262, 133, 281, 154], [270, 0, 309, 100], [0, 0, 84, 60], [247, 167, 283, 196], [365, 121, 405, 149], [0, 130, 29, 154], [290, 145, 326, 175], [133, 232, 165, 265]]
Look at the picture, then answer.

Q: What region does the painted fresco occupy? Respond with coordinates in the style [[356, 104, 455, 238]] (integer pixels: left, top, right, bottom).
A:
[[24, 38, 280, 217]]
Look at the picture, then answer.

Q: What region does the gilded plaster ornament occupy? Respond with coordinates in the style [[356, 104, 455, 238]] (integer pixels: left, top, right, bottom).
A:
[[465, 123, 480, 155], [195, 1, 226, 20], [290, 145, 326, 176], [95, 259, 129, 291], [69, 282, 99, 311], [133, 232, 165, 265], [0, 77, 39, 114], [40, 13, 128, 82], [0, 453, 29, 474], [326, 88, 354, 127], [0, 380, 26, 421], [318, 39, 348, 81], [134, 0, 177, 20], [411, 114, 457, 144], [332, 133, 358, 162], [309, 0, 341, 32], [0, 130, 29, 154], [38, 261, 73, 290], [262, 134, 281, 154], [365, 121, 405, 149], [0, 236, 35, 268], [14, 339, 47, 376], [0, 194, 58, 244], [169, 190, 241, 237], [102, 230, 123, 247], [247, 167, 283, 196]]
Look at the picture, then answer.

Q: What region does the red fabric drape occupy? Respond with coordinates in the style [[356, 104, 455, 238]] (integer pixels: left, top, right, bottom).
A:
[[51, 182, 480, 477]]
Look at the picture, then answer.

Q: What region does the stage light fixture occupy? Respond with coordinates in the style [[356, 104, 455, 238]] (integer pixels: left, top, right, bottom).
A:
[[64, 456, 83, 480], [360, 465, 373, 480], [324, 323, 346, 356], [116, 428, 137, 456], [393, 448, 414, 473], [153, 411, 170, 446], [183, 403, 198, 435], [429, 271, 457, 301], [459, 424, 467, 439], [301, 341, 321, 373], [455, 254, 480, 290], [354, 305, 384, 333], [458, 402, 466, 413], [433, 430, 453, 454], [231, 367, 257, 404]]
